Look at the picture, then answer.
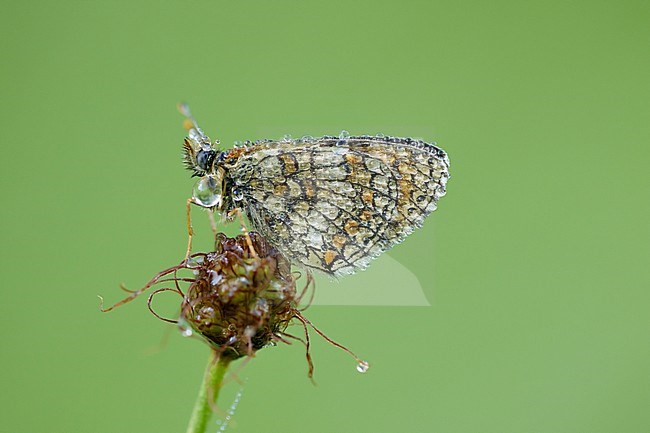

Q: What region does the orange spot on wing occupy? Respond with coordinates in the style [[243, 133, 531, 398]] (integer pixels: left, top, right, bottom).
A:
[[279, 154, 297, 174], [344, 220, 359, 235], [324, 250, 337, 265], [345, 153, 363, 164], [332, 235, 346, 250], [362, 190, 374, 205], [274, 184, 288, 195], [304, 179, 316, 199]]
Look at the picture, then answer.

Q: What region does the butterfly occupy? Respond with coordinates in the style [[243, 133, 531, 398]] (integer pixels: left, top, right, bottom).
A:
[[179, 104, 450, 277]]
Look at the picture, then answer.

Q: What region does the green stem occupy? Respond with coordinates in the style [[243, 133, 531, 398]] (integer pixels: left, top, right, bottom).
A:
[[185, 352, 231, 433]]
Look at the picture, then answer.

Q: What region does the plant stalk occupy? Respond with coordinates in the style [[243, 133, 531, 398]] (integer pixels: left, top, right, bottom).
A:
[[185, 351, 231, 433]]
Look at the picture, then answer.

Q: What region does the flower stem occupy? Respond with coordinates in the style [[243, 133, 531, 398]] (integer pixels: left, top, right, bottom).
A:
[[185, 351, 231, 433]]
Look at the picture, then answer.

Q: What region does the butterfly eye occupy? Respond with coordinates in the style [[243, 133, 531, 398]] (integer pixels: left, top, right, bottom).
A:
[[196, 149, 217, 172], [193, 175, 222, 208]]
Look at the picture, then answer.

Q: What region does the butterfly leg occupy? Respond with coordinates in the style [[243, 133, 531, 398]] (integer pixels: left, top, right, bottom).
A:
[[207, 208, 218, 240], [296, 270, 316, 309], [184, 197, 196, 262], [226, 208, 258, 258]]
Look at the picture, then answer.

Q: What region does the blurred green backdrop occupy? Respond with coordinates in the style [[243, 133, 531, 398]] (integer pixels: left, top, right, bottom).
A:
[[1, 1, 649, 432]]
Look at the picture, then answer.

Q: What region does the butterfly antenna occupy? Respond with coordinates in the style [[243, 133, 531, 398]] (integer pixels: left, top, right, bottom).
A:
[[177, 102, 211, 144]]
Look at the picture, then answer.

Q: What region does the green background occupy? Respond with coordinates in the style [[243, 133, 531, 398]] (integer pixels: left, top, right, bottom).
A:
[[1, 1, 649, 432]]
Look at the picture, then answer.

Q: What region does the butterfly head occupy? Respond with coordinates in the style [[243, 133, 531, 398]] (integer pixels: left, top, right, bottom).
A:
[[178, 103, 225, 209], [182, 137, 222, 177]]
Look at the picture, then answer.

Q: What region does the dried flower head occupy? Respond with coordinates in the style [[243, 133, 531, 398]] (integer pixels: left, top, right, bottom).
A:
[[101, 232, 369, 377], [178, 232, 298, 359]]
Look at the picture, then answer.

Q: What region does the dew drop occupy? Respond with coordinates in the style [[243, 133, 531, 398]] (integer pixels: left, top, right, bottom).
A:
[[178, 320, 193, 337], [189, 129, 203, 143], [244, 325, 256, 338], [232, 187, 244, 201], [301, 135, 314, 143], [199, 306, 215, 318], [282, 134, 292, 142], [185, 256, 203, 268], [365, 158, 381, 171], [207, 270, 223, 286], [193, 176, 222, 208], [356, 360, 370, 373], [337, 130, 350, 146]]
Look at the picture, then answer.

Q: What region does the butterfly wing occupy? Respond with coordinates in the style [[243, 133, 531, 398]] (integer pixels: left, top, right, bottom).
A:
[[222, 136, 450, 277]]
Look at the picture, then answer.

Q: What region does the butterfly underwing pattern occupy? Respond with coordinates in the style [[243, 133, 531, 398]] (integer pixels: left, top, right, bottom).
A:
[[180, 105, 450, 277]]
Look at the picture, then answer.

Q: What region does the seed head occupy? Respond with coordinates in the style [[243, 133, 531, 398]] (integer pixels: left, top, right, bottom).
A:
[[101, 232, 369, 377], [179, 232, 297, 359]]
